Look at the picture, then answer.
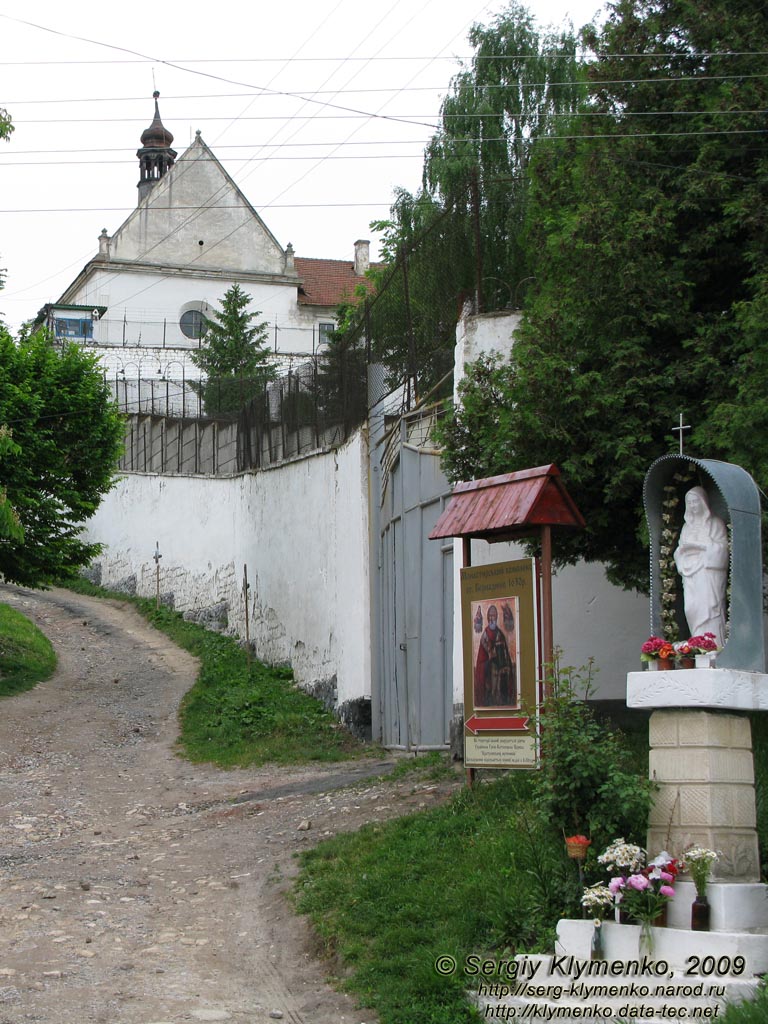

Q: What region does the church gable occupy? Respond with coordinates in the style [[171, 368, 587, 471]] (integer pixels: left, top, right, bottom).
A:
[[110, 134, 288, 277]]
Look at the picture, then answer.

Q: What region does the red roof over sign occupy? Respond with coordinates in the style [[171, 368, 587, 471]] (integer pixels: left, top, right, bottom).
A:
[[294, 257, 377, 307], [429, 465, 585, 543]]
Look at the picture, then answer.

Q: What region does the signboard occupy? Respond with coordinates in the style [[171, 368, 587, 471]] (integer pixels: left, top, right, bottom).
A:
[[461, 559, 539, 769]]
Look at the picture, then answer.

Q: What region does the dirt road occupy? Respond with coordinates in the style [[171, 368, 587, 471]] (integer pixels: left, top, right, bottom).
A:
[[0, 585, 457, 1024]]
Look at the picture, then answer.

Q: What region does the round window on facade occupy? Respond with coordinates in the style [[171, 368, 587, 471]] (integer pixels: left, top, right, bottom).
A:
[[180, 308, 206, 340]]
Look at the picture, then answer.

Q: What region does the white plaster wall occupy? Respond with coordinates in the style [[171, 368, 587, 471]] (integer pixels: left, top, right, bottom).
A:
[[450, 310, 648, 702], [85, 432, 371, 707], [72, 267, 322, 355]]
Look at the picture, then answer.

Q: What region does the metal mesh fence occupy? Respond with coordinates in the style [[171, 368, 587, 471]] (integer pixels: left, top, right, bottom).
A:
[[116, 346, 380, 475]]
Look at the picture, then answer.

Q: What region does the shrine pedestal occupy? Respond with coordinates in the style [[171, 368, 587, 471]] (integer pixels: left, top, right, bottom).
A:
[[626, 668, 768, 928], [647, 707, 760, 880]]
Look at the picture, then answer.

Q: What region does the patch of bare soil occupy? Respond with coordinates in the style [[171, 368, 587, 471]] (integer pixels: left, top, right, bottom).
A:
[[0, 585, 461, 1024]]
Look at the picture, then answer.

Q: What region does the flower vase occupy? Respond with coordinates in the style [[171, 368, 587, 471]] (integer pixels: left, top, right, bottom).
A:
[[691, 894, 711, 931], [679, 657, 695, 669], [695, 654, 715, 669], [658, 658, 675, 671], [638, 920, 655, 954], [591, 920, 604, 961]]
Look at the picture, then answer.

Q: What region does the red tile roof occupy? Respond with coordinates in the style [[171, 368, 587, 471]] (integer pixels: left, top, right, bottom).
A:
[[294, 257, 377, 308], [429, 465, 585, 543]]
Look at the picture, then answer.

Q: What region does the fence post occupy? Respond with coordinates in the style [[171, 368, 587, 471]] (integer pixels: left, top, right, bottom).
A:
[[242, 564, 251, 666]]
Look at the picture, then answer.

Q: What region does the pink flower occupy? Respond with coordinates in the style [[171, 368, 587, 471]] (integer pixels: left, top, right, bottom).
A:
[[641, 636, 665, 655], [609, 877, 625, 894], [660, 886, 675, 897], [627, 874, 650, 891], [660, 871, 673, 883]]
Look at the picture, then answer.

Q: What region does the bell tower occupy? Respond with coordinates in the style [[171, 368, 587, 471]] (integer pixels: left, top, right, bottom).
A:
[[136, 91, 177, 204]]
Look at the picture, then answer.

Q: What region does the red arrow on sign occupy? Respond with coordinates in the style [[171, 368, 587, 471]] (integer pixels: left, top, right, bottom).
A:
[[465, 714, 529, 734]]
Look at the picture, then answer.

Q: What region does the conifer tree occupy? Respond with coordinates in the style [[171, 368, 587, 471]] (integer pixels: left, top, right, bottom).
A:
[[191, 284, 276, 416]]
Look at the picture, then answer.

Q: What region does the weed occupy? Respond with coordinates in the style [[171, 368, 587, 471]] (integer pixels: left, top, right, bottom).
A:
[[0, 603, 57, 697], [718, 981, 768, 1022]]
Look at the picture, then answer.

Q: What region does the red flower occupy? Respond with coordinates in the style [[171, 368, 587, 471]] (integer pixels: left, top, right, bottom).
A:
[[566, 834, 591, 846]]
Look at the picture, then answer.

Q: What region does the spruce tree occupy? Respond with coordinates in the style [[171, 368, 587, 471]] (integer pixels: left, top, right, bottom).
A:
[[191, 284, 276, 416]]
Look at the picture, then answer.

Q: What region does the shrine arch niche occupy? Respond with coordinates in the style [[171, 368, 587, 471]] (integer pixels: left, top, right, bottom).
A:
[[644, 455, 765, 672]]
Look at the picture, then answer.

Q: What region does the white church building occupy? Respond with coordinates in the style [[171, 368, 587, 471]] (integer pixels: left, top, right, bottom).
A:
[[36, 93, 373, 385]]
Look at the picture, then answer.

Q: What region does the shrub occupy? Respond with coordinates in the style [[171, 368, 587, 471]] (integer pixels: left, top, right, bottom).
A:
[[534, 659, 654, 853]]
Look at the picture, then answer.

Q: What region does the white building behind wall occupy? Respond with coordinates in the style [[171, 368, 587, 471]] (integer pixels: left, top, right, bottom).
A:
[[35, 93, 374, 392]]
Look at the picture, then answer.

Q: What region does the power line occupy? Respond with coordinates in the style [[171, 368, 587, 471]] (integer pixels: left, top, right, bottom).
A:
[[0, 203, 394, 214], [0, 155, 426, 167], [0, 13, 441, 131], [5, 108, 765, 157], [103, 0, 486, 314], [4, 50, 768, 66]]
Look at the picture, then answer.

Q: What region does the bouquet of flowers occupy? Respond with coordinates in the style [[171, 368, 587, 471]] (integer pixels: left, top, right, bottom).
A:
[[580, 883, 614, 959], [590, 843, 678, 948], [640, 637, 676, 663], [581, 883, 614, 917], [683, 846, 718, 897], [597, 838, 645, 874], [686, 633, 720, 655]]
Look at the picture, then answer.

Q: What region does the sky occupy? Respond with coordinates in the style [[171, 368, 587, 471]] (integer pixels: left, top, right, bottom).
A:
[[0, 0, 603, 333]]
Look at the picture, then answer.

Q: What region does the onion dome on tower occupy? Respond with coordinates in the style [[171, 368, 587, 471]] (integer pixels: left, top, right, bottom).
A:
[[136, 91, 177, 204]]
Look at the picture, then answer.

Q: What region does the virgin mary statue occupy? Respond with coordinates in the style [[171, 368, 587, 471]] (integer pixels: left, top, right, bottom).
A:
[[673, 486, 729, 644]]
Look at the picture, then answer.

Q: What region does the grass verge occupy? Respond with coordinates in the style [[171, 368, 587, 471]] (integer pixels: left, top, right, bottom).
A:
[[294, 772, 583, 1024], [720, 983, 768, 1022], [63, 578, 373, 767], [0, 602, 57, 697]]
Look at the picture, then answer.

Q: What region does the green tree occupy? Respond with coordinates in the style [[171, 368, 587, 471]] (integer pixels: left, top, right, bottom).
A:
[[359, 4, 583, 396], [0, 106, 11, 143], [190, 284, 277, 416], [0, 329, 124, 587], [0, 426, 23, 542], [437, 0, 768, 591], [0, 106, 12, 306]]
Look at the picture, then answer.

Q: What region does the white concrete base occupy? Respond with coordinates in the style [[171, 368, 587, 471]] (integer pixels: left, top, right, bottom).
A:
[[627, 668, 768, 710], [557, 919, 768, 975], [667, 881, 768, 933]]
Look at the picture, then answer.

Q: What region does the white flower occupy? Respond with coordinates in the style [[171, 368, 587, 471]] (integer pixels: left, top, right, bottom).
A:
[[598, 839, 646, 874]]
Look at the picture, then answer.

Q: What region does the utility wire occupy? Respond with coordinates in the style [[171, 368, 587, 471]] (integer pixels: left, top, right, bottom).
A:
[[4, 49, 768, 65]]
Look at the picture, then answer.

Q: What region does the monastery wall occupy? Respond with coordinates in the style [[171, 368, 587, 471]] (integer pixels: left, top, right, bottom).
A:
[[84, 430, 372, 732]]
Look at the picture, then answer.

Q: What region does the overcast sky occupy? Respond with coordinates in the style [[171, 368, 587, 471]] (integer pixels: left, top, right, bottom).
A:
[[0, 0, 603, 332]]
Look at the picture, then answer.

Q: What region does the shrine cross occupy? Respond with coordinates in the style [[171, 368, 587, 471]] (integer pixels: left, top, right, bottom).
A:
[[672, 412, 691, 454]]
